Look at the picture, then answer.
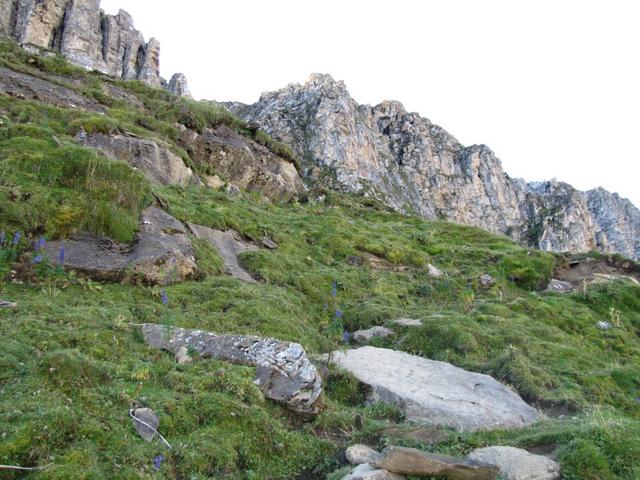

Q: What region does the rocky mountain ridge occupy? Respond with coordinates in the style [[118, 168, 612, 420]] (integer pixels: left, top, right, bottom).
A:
[[0, 0, 190, 95], [227, 73, 640, 260]]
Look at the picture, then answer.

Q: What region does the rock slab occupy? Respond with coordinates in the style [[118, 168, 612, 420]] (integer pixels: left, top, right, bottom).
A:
[[352, 326, 394, 344], [141, 323, 324, 414], [468, 446, 560, 480], [330, 347, 539, 432], [45, 207, 198, 285], [188, 223, 259, 283], [372, 446, 498, 479], [346, 444, 380, 465]]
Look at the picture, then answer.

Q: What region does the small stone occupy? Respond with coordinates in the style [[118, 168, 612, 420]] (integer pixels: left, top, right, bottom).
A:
[[261, 237, 278, 249], [346, 444, 380, 465], [597, 321, 613, 330], [131, 408, 159, 442], [175, 346, 192, 364], [468, 446, 560, 480], [428, 264, 444, 278], [391, 318, 422, 327], [546, 279, 573, 293], [226, 184, 241, 195], [353, 326, 394, 344], [0, 301, 18, 309], [342, 463, 405, 480], [479, 274, 496, 287]]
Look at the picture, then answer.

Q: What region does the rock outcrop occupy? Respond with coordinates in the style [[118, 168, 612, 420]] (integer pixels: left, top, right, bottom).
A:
[[44, 207, 198, 284], [228, 73, 640, 260], [0, 0, 185, 89], [178, 125, 303, 199], [141, 323, 325, 414], [330, 346, 540, 432], [76, 132, 199, 186], [168, 73, 191, 98]]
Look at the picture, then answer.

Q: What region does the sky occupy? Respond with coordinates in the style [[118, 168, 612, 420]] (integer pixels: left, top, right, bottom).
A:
[[101, 0, 640, 207]]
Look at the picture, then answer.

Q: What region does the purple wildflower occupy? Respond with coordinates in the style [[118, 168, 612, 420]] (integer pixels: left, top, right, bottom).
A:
[[33, 255, 43, 264], [58, 246, 65, 264], [0, 231, 5, 245], [11, 232, 21, 246], [160, 290, 169, 306], [335, 309, 343, 319], [152, 454, 165, 470], [342, 330, 350, 344], [35, 237, 46, 251], [331, 280, 337, 298]]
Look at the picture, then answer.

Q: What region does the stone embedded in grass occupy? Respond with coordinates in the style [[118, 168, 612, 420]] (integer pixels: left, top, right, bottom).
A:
[[391, 318, 422, 327], [352, 326, 395, 344], [468, 446, 560, 480], [597, 321, 613, 330], [546, 279, 573, 293], [428, 263, 444, 277], [330, 347, 540, 432], [372, 446, 499, 479], [479, 274, 496, 287], [0, 300, 18, 309], [261, 236, 278, 249], [141, 324, 324, 415], [188, 223, 259, 283], [131, 407, 160, 442], [44, 207, 198, 285]]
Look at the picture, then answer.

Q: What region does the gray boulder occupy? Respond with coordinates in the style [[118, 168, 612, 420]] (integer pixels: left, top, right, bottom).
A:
[[372, 446, 498, 479], [353, 326, 394, 344], [45, 207, 198, 285], [546, 279, 574, 293], [330, 347, 539, 432], [141, 324, 324, 415], [428, 264, 444, 277], [76, 133, 199, 186], [188, 223, 259, 283], [391, 318, 422, 327], [342, 463, 405, 480], [468, 446, 560, 480], [346, 445, 380, 465]]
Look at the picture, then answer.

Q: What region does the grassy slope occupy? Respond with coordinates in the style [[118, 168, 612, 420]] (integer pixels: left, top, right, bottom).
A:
[[0, 41, 639, 479]]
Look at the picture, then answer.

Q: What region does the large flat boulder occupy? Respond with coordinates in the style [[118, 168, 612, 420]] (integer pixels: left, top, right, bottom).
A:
[[45, 207, 198, 284], [76, 133, 199, 186], [188, 223, 259, 283], [342, 463, 405, 480], [330, 347, 539, 432], [180, 125, 303, 199], [468, 447, 560, 480], [372, 446, 498, 479], [141, 324, 324, 415]]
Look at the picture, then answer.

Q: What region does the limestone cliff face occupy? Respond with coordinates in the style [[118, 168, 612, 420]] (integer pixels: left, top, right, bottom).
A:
[[229, 73, 640, 260], [0, 0, 167, 87]]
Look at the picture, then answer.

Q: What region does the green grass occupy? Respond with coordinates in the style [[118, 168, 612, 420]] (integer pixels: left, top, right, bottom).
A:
[[0, 39, 639, 479]]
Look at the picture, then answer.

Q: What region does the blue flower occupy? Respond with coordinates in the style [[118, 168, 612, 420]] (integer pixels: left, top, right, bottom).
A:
[[35, 237, 46, 251], [331, 280, 337, 298], [33, 255, 43, 264], [342, 330, 350, 344], [152, 454, 165, 470], [11, 232, 21, 246], [335, 309, 343, 319], [58, 246, 65, 264], [160, 290, 169, 306]]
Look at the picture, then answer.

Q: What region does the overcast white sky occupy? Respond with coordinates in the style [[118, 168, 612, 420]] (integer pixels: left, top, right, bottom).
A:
[[102, 0, 639, 207]]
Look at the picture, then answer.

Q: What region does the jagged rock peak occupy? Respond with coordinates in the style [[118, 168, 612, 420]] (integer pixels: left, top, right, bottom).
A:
[[228, 73, 640, 260], [0, 0, 161, 86], [168, 73, 191, 98]]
